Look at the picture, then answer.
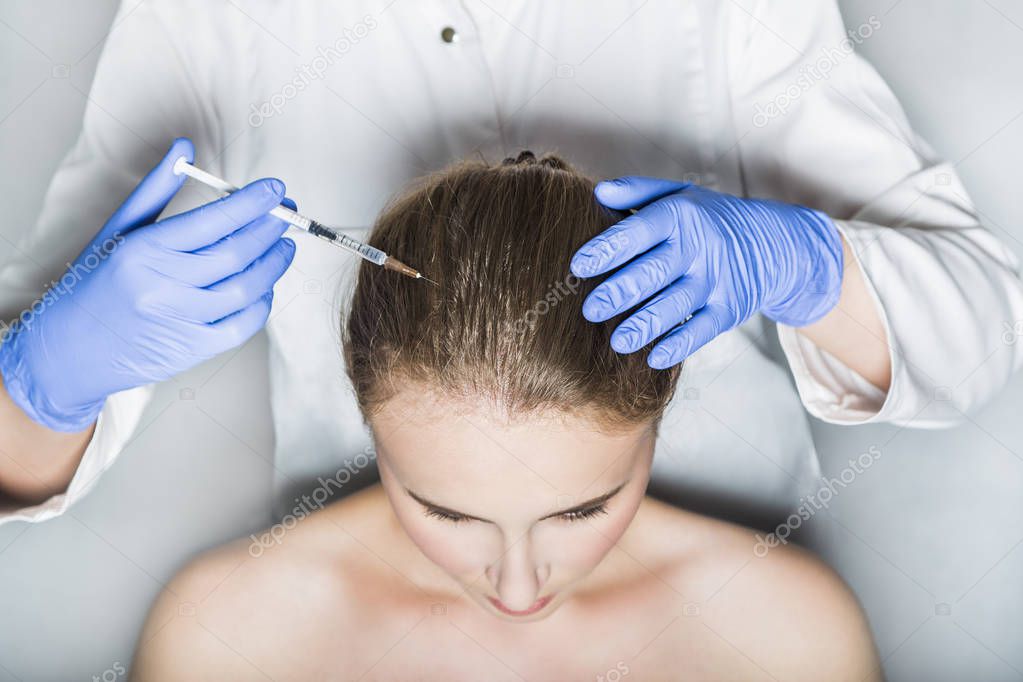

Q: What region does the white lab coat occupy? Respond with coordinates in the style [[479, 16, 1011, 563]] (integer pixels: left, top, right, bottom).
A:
[[1, 0, 1020, 526]]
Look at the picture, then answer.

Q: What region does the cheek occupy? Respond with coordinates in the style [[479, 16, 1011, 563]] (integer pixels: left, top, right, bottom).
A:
[[390, 501, 482, 575], [542, 509, 636, 573], [379, 459, 491, 577], [545, 492, 644, 573]]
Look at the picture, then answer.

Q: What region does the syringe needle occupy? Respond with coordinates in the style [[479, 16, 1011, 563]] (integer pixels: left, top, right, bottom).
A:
[[383, 255, 434, 282]]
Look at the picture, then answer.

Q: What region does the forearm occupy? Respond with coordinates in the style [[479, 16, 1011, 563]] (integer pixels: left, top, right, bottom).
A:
[[0, 373, 94, 504], [795, 235, 892, 392]]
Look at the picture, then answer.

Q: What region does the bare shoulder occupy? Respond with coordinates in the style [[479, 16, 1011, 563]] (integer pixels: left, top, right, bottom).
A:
[[131, 486, 393, 681], [633, 498, 882, 682]]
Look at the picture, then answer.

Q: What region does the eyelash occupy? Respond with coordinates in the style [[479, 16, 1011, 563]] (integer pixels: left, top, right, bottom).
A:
[[423, 503, 609, 524], [424, 507, 470, 523], [559, 504, 608, 522]]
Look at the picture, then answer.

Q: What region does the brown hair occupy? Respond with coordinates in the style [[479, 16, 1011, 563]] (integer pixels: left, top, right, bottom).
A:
[[343, 151, 681, 430]]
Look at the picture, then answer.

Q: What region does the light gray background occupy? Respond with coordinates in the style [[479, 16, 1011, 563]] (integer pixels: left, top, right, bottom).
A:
[[1, 1, 1021, 680]]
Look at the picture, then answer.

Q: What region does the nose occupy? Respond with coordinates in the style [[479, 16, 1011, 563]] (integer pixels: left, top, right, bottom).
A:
[[487, 535, 549, 611]]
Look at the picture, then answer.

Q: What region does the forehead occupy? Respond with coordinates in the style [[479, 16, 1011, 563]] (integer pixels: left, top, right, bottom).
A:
[[369, 388, 653, 500]]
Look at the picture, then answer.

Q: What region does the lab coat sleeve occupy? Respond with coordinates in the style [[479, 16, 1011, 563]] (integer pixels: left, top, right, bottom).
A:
[[0, 0, 218, 524], [724, 0, 1023, 427]]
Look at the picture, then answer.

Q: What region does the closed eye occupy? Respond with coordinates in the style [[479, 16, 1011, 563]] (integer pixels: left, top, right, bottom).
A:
[[558, 503, 608, 522], [409, 481, 627, 526], [424, 506, 472, 523], [425, 503, 608, 525]]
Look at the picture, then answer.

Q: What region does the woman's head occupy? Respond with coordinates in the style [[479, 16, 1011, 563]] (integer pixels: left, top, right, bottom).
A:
[[344, 151, 681, 620]]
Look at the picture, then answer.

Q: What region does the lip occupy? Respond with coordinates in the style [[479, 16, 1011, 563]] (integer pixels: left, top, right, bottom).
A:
[[487, 594, 554, 617]]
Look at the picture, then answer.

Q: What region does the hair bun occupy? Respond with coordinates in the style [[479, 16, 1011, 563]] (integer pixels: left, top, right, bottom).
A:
[[501, 150, 570, 171], [501, 150, 536, 165]]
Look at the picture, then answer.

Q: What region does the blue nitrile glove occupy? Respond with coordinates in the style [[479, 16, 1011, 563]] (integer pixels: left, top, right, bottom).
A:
[[570, 177, 843, 369], [0, 138, 297, 432]]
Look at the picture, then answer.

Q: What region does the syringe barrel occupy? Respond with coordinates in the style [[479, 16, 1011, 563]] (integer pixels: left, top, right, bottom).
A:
[[173, 158, 386, 266], [335, 233, 387, 265], [307, 222, 386, 265]]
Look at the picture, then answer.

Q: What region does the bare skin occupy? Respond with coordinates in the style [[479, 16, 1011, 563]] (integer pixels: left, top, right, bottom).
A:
[[0, 375, 93, 504], [132, 487, 880, 682], [133, 391, 881, 682], [796, 235, 892, 391]]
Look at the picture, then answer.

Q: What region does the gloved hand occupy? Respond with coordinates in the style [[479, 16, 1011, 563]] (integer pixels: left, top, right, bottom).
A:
[[570, 177, 844, 369], [0, 138, 297, 432]]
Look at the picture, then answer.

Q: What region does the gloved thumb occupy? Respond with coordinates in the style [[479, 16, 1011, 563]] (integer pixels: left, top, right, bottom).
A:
[[91, 137, 194, 246], [594, 175, 689, 210]]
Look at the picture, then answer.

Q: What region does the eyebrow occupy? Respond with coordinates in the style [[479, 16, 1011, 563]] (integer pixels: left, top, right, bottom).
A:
[[405, 480, 630, 524]]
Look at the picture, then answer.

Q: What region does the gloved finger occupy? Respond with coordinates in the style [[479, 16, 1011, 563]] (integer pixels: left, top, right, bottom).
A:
[[178, 238, 296, 322], [610, 275, 713, 353], [204, 290, 275, 355], [646, 304, 732, 369], [571, 198, 681, 278], [146, 176, 286, 252], [91, 137, 195, 247], [172, 198, 297, 287], [582, 240, 697, 322], [594, 176, 689, 211]]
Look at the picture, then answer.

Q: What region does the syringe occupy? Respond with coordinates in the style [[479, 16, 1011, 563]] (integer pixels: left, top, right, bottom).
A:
[[172, 158, 432, 282]]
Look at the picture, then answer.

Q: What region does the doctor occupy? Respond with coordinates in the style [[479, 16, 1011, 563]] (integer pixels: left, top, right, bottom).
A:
[[0, 0, 1020, 525]]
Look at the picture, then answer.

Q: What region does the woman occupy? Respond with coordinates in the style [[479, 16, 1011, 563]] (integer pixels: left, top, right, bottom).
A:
[[132, 153, 880, 681]]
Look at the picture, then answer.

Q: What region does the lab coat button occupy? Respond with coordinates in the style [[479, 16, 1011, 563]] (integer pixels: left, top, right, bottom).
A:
[[440, 26, 458, 43]]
